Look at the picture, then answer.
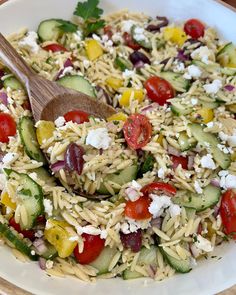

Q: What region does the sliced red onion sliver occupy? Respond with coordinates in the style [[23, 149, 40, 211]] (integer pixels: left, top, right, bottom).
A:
[[51, 160, 65, 172], [140, 103, 159, 114], [187, 155, 195, 170], [38, 257, 47, 270], [167, 146, 181, 157], [210, 178, 220, 188], [64, 58, 73, 68], [224, 85, 235, 92], [177, 50, 190, 62], [0, 92, 8, 106], [134, 60, 145, 69], [213, 204, 220, 218]]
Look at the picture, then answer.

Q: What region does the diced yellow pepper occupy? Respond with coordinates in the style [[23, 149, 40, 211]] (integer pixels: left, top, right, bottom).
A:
[[44, 219, 77, 258], [106, 77, 123, 90], [85, 40, 103, 61], [107, 112, 128, 122], [156, 133, 164, 146], [36, 121, 55, 146], [1, 191, 16, 210], [227, 63, 236, 68], [119, 89, 145, 107], [231, 152, 236, 161], [163, 27, 188, 46], [196, 108, 214, 124]]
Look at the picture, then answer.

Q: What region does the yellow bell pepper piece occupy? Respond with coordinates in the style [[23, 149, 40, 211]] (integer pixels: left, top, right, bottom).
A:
[[156, 133, 164, 146], [1, 191, 16, 210], [106, 77, 123, 90], [227, 63, 236, 68], [196, 108, 214, 124], [44, 219, 77, 258], [119, 89, 145, 107], [36, 121, 55, 146], [85, 40, 103, 61], [163, 27, 187, 46], [107, 112, 128, 122], [231, 152, 236, 161]]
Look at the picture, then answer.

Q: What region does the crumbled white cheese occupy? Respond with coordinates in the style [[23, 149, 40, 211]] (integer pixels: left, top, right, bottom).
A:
[[219, 130, 236, 147], [86, 128, 111, 150], [191, 46, 212, 64], [46, 260, 54, 269], [43, 199, 53, 217], [148, 194, 181, 218], [120, 219, 150, 234], [195, 235, 213, 252], [31, 250, 36, 256], [59, 66, 74, 78], [35, 230, 44, 238], [191, 98, 198, 106], [29, 172, 38, 181], [69, 235, 79, 242], [76, 225, 107, 239], [73, 30, 82, 42], [112, 32, 123, 43], [184, 65, 202, 80], [54, 116, 66, 127], [0, 173, 6, 191], [92, 34, 101, 41], [125, 180, 143, 202], [200, 154, 216, 169], [217, 144, 232, 154], [157, 167, 165, 179], [121, 20, 136, 33], [0, 104, 9, 113], [194, 180, 203, 194], [83, 59, 90, 69], [203, 79, 222, 94], [133, 27, 148, 43], [122, 69, 135, 79], [2, 153, 19, 166], [173, 62, 185, 73], [100, 230, 108, 239], [219, 170, 236, 189], [168, 204, 182, 218], [19, 31, 39, 53], [206, 121, 214, 128]]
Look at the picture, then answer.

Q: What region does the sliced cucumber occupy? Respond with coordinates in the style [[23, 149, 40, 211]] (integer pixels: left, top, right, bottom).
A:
[[173, 184, 221, 212], [160, 71, 190, 93], [170, 101, 192, 116], [19, 117, 47, 165], [192, 60, 220, 73], [221, 67, 236, 76], [138, 245, 157, 265], [31, 167, 55, 186], [122, 269, 144, 280], [37, 19, 61, 42], [89, 246, 117, 275], [41, 243, 58, 260], [160, 247, 191, 273], [189, 123, 231, 169], [178, 132, 197, 152], [199, 100, 220, 109], [217, 43, 236, 67], [0, 222, 38, 260], [3, 77, 23, 90], [115, 57, 133, 71], [4, 169, 44, 230], [97, 165, 138, 195], [57, 75, 96, 98]]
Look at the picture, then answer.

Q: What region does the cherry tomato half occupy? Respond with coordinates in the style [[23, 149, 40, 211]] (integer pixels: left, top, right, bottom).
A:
[[123, 32, 141, 50], [9, 217, 35, 241], [125, 197, 152, 220], [220, 189, 236, 239], [64, 110, 89, 124], [74, 233, 105, 264], [123, 114, 152, 150], [184, 19, 205, 40], [104, 25, 113, 39], [0, 113, 16, 143], [141, 182, 177, 197], [42, 44, 68, 52], [144, 76, 175, 105], [171, 155, 188, 170]]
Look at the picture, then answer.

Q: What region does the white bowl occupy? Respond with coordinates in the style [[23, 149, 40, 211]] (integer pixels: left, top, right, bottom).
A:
[[0, 0, 236, 294]]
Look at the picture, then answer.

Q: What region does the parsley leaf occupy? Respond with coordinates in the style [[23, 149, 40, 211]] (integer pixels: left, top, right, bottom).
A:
[[86, 20, 105, 35], [74, 0, 103, 21], [56, 19, 78, 33]]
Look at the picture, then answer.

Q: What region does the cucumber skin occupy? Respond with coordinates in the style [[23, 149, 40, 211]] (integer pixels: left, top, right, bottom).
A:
[[89, 247, 117, 275], [3, 77, 23, 90], [37, 19, 61, 42], [122, 269, 144, 280]]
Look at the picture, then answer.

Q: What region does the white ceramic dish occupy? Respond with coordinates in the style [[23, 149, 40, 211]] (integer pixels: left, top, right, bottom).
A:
[[0, 0, 236, 294]]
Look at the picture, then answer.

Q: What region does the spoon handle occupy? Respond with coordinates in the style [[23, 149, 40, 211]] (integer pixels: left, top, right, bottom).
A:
[[0, 33, 35, 87]]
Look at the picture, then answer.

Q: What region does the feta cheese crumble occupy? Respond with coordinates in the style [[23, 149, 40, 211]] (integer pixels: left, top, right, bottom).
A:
[[203, 79, 222, 94], [19, 31, 39, 53], [73, 30, 82, 42], [194, 180, 203, 194], [133, 27, 148, 43], [83, 59, 91, 69], [2, 153, 19, 166], [0, 173, 6, 191], [148, 194, 181, 218], [191, 46, 213, 64], [59, 66, 74, 78], [191, 98, 198, 106], [184, 65, 202, 79], [157, 167, 165, 179], [43, 199, 53, 217], [54, 116, 66, 127], [120, 219, 150, 234], [125, 180, 143, 202], [219, 130, 236, 147], [86, 128, 111, 150], [194, 235, 213, 252], [76, 225, 107, 239], [200, 154, 216, 169], [121, 20, 136, 33], [219, 170, 236, 189], [122, 69, 135, 79]]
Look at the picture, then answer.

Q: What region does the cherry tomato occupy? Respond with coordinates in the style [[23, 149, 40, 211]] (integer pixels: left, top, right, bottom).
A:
[[184, 19, 205, 40], [220, 189, 236, 239], [0, 113, 16, 143], [144, 76, 175, 105], [104, 25, 113, 39], [171, 155, 188, 170], [64, 110, 89, 124], [141, 182, 177, 197], [42, 44, 68, 52], [74, 233, 105, 264], [9, 217, 35, 241], [125, 197, 152, 220], [123, 32, 141, 50], [123, 114, 152, 150]]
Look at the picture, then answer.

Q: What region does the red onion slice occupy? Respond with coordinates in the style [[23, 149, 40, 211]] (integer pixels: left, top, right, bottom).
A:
[[33, 239, 47, 255], [187, 155, 195, 170], [210, 178, 220, 188], [51, 161, 65, 172], [140, 103, 159, 114], [224, 85, 235, 92], [55, 58, 73, 81], [177, 50, 190, 62], [213, 204, 220, 218], [38, 257, 47, 270], [151, 217, 162, 229], [0, 92, 8, 106], [167, 146, 181, 157]]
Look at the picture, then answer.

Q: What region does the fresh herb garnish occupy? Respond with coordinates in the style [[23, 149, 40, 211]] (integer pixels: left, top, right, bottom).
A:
[[56, 19, 78, 33], [74, 0, 105, 35]]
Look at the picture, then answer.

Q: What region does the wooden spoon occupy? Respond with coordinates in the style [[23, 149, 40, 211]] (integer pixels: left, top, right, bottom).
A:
[[0, 33, 116, 121]]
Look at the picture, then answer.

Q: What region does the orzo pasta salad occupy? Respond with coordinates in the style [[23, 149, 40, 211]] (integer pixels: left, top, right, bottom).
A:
[[1, 0, 236, 282]]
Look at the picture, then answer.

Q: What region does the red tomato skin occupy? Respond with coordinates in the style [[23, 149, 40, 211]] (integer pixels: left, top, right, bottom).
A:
[[125, 197, 152, 220], [123, 114, 152, 150], [42, 44, 68, 52], [184, 19, 205, 40], [171, 155, 188, 170], [141, 182, 177, 197], [64, 110, 89, 124], [74, 234, 105, 264], [144, 76, 175, 105], [123, 32, 141, 50], [9, 217, 35, 241], [220, 190, 236, 239], [0, 113, 16, 143]]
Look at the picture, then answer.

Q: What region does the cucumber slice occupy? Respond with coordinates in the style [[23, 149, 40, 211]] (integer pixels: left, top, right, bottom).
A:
[[97, 165, 138, 194], [19, 117, 47, 165], [192, 60, 220, 73], [89, 246, 117, 275], [199, 100, 220, 109], [173, 184, 221, 212], [4, 169, 44, 230], [115, 57, 133, 71], [122, 269, 144, 280], [0, 222, 38, 260], [57, 75, 96, 98], [37, 19, 61, 42], [160, 247, 191, 273], [189, 123, 231, 169], [170, 101, 192, 116], [221, 67, 236, 76], [41, 243, 58, 260], [160, 72, 190, 93], [3, 77, 23, 90], [138, 245, 157, 265], [217, 43, 236, 67], [31, 167, 55, 186], [178, 132, 197, 152]]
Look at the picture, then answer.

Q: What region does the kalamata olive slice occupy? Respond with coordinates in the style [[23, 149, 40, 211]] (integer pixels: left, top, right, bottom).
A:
[[146, 16, 169, 32], [64, 143, 85, 175], [129, 51, 151, 69], [120, 229, 142, 252]]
